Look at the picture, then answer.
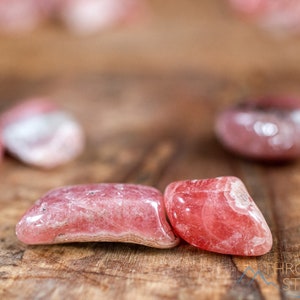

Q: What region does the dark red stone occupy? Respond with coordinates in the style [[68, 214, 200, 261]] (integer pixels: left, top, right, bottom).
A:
[[164, 176, 273, 256], [215, 97, 300, 161]]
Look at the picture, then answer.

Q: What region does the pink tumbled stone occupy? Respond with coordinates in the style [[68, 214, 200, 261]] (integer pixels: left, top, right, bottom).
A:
[[228, 0, 300, 34], [58, 0, 146, 35], [0, 98, 84, 168], [0, 0, 49, 34], [164, 177, 273, 256], [16, 183, 180, 248], [215, 98, 300, 161]]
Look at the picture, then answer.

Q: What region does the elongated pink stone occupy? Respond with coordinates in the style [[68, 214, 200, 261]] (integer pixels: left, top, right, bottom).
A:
[[16, 184, 180, 248], [0, 98, 84, 168], [164, 177, 273, 256], [215, 98, 300, 161]]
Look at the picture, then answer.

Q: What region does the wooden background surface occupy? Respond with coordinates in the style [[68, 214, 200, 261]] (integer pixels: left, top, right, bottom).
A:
[[1, 1, 300, 299]]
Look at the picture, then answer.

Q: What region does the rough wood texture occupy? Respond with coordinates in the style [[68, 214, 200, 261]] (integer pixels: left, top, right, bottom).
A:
[[1, 1, 300, 299]]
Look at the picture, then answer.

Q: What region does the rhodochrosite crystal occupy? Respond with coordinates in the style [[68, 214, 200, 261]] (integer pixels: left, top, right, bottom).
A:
[[16, 184, 180, 248], [215, 98, 300, 161], [228, 0, 300, 34], [0, 0, 145, 35], [0, 98, 84, 168], [58, 0, 146, 35], [164, 177, 272, 256], [0, 0, 48, 34]]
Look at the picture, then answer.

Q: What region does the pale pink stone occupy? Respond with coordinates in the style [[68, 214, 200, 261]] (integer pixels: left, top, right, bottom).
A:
[[58, 0, 146, 35], [164, 177, 273, 256], [228, 0, 300, 34], [0, 98, 84, 168], [0, 0, 146, 34], [16, 183, 180, 248], [0, 0, 48, 34], [215, 98, 300, 161], [228, 0, 264, 15]]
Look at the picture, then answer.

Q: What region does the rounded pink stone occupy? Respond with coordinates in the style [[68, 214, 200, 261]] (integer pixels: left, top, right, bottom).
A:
[[0, 0, 49, 34], [228, 0, 300, 33], [58, 0, 146, 35], [0, 98, 85, 168], [164, 176, 273, 256], [215, 98, 300, 161], [16, 183, 180, 249]]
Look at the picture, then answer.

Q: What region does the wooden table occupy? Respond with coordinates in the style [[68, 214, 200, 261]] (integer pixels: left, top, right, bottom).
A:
[[1, 1, 300, 299]]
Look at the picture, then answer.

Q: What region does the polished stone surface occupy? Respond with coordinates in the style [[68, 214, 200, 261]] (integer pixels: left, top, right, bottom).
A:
[[164, 176, 273, 256], [0, 98, 85, 168], [215, 98, 300, 161], [16, 183, 180, 248]]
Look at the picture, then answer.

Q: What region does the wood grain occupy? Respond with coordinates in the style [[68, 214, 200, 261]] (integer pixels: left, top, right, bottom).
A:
[[1, 1, 300, 299]]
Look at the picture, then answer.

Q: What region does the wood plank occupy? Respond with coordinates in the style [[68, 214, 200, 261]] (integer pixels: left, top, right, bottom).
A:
[[0, 0, 300, 79], [0, 73, 299, 299], [0, 0, 300, 298]]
